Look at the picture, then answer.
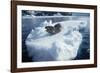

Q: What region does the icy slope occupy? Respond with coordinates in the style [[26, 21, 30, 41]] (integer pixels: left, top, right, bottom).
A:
[[25, 20, 87, 61]]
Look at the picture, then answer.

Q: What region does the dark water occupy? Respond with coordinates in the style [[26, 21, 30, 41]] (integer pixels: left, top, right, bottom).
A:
[[22, 17, 90, 62], [75, 30, 90, 60]]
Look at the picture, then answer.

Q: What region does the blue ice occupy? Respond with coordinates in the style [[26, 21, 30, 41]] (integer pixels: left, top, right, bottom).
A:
[[25, 17, 88, 61]]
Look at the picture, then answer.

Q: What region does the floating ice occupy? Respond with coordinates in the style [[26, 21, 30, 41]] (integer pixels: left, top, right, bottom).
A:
[[25, 19, 87, 61]]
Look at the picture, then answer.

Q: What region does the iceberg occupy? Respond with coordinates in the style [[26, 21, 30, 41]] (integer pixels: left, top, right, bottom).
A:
[[25, 19, 87, 61]]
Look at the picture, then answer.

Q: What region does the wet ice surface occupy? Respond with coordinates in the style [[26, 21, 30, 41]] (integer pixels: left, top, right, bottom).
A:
[[22, 16, 90, 62]]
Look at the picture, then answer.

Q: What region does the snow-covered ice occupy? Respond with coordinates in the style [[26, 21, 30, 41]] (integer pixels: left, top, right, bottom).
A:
[[25, 18, 88, 61]]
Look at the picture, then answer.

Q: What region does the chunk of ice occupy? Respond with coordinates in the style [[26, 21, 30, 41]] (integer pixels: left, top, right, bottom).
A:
[[25, 20, 87, 61]]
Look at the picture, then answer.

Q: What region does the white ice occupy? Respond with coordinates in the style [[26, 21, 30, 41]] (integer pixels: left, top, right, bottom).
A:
[[25, 18, 87, 61]]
